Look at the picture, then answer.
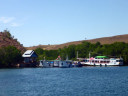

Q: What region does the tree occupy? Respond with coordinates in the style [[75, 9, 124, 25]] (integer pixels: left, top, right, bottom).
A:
[[3, 29, 12, 39], [34, 48, 44, 55], [67, 45, 76, 59], [0, 46, 22, 68]]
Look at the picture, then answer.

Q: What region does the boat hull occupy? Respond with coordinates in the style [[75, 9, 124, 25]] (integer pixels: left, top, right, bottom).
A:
[[82, 62, 123, 66]]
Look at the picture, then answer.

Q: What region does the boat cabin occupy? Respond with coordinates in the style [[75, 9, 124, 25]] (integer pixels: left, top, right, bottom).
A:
[[22, 50, 38, 64]]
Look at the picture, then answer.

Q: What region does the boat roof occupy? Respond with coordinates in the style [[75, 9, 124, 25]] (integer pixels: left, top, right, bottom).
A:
[[22, 50, 38, 58], [95, 56, 108, 59]]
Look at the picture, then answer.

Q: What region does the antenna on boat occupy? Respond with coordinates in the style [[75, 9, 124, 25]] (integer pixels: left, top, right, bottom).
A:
[[119, 55, 121, 58], [66, 55, 69, 60], [44, 57, 45, 61], [77, 51, 78, 59], [89, 52, 91, 59]]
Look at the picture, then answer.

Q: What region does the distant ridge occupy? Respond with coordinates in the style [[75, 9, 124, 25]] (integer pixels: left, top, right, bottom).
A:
[[0, 31, 26, 52], [26, 34, 128, 50]]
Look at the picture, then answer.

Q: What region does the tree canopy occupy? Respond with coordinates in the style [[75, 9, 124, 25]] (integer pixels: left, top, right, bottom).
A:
[[0, 46, 22, 68], [35, 41, 128, 65]]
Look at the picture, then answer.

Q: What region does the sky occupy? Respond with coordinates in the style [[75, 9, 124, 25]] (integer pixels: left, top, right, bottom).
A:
[[0, 0, 128, 47]]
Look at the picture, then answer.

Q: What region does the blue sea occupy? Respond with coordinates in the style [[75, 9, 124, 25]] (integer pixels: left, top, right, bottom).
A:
[[0, 66, 128, 96]]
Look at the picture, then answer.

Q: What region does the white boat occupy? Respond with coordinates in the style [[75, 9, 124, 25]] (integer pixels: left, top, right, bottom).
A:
[[53, 60, 72, 68], [39, 60, 54, 68], [59, 60, 72, 68], [53, 60, 60, 67], [39, 60, 72, 68], [72, 61, 82, 67], [39, 60, 43, 67], [80, 56, 123, 66]]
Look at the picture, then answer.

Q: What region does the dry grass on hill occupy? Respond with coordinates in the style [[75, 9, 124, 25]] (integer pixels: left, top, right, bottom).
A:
[[26, 34, 128, 50], [0, 32, 26, 52]]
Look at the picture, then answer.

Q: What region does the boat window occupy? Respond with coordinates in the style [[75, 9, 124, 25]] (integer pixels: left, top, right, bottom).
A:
[[84, 60, 88, 62], [95, 61, 99, 63], [81, 60, 85, 62], [116, 60, 123, 62], [116, 60, 119, 62], [120, 60, 123, 62], [100, 61, 103, 63], [104, 61, 106, 63], [107, 61, 110, 63]]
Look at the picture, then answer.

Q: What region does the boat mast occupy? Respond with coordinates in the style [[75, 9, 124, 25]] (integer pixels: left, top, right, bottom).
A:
[[66, 55, 69, 60], [44, 56, 45, 61], [77, 51, 78, 59], [89, 52, 91, 58]]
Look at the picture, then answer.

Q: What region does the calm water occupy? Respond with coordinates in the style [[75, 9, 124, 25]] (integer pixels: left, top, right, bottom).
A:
[[0, 66, 128, 96]]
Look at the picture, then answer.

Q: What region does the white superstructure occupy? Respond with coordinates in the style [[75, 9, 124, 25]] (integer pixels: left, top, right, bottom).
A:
[[39, 60, 72, 68], [80, 56, 123, 66]]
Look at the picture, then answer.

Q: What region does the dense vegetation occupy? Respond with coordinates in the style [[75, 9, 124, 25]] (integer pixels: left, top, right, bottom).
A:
[[35, 41, 128, 65], [0, 46, 22, 68], [35, 48, 59, 60]]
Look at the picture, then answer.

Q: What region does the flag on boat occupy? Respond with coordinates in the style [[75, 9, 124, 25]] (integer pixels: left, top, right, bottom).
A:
[[56, 56, 61, 60], [90, 57, 94, 60]]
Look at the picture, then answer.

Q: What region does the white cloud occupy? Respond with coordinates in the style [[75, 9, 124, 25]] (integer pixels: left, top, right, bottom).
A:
[[0, 17, 14, 24], [11, 22, 20, 27], [0, 16, 22, 27]]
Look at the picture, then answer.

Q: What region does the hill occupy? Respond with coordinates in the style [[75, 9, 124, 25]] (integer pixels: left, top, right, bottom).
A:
[[0, 31, 25, 52], [26, 34, 128, 50]]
